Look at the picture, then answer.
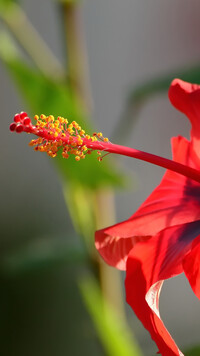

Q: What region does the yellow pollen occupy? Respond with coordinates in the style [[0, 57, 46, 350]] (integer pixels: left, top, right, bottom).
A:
[[27, 113, 110, 162], [40, 114, 46, 120], [77, 139, 83, 145], [71, 141, 77, 147], [29, 139, 37, 146]]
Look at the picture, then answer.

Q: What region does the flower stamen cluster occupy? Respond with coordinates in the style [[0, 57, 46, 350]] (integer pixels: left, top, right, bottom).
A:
[[9, 112, 109, 161]]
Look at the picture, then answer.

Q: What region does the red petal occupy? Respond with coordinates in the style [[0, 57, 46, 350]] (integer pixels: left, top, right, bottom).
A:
[[95, 137, 200, 270], [169, 78, 200, 157], [125, 221, 200, 355], [183, 235, 200, 299]]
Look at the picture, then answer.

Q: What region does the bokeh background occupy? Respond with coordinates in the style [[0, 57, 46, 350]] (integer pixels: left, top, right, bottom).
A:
[[1, 1, 200, 355]]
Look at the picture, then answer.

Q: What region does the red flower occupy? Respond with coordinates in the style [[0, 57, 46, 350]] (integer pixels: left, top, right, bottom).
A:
[[95, 79, 200, 356], [10, 79, 200, 356]]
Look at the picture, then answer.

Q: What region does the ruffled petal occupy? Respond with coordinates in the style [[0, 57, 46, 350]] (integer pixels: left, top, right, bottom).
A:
[[183, 235, 200, 300], [95, 136, 200, 270], [169, 78, 200, 157], [125, 220, 200, 356]]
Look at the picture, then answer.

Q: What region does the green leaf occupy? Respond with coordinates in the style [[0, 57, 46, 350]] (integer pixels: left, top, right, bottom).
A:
[[79, 275, 143, 356]]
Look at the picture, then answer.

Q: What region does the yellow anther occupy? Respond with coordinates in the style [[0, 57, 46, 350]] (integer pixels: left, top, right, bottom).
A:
[[29, 139, 37, 146], [57, 139, 62, 146], [79, 130, 85, 136], [67, 128, 74, 134], [103, 137, 109, 142], [34, 115, 39, 121], [82, 145, 87, 151], [58, 116, 64, 123], [46, 116, 53, 122], [71, 141, 77, 147], [72, 121, 78, 128], [70, 149, 79, 155], [79, 152, 85, 158], [62, 152, 69, 159], [85, 135, 90, 140], [61, 133, 66, 137], [54, 132, 59, 138], [38, 145, 45, 152], [49, 115, 54, 121], [40, 114, 46, 120], [36, 120, 42, 126], [97, 132, 103, 138], [75, 156, 80, 161]]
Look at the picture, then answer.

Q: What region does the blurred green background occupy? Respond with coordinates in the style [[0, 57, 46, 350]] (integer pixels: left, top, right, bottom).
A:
[[1, 1, 200, 355]]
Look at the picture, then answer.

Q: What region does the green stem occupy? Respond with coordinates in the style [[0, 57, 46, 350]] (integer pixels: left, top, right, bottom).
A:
[[61, 1, 92, 112]]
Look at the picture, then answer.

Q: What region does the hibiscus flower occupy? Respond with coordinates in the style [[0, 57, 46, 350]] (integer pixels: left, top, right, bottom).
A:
[[95, 79, 200, 356], [10, 79, 200, 356]]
